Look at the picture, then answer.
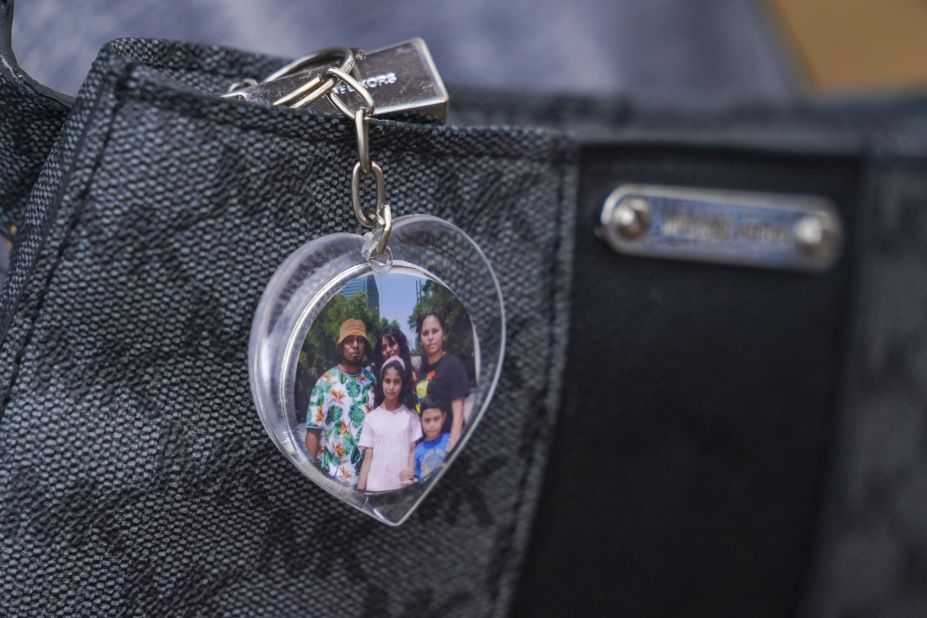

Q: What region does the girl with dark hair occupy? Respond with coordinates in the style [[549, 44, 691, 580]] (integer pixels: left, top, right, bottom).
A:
[[372, 326, 417, 383], [357, 356, 421, 492], [373, 353, 417, 410], [415, 312, 469, 451]]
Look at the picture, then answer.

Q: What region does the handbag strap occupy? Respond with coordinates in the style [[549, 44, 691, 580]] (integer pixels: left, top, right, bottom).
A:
[[0, 0, 72, 105]]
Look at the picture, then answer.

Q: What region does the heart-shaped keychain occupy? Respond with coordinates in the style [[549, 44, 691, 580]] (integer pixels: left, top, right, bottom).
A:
[[243, 48, 504, 525], [249, 215, 504, 525]]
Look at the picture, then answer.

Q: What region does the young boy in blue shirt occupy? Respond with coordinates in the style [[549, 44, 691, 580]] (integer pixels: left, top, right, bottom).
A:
[[409, 397, 451, 481]]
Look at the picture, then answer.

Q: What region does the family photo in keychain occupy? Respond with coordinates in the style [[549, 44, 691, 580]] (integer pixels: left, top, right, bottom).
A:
[[294, 272, 477, 493]]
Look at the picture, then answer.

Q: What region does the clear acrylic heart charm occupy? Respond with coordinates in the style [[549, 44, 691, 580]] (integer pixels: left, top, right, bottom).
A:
[[248, 215, 505, 525]]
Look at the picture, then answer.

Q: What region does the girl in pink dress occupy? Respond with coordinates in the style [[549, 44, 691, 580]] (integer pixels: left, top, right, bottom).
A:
[[357, 356, 422, 492]]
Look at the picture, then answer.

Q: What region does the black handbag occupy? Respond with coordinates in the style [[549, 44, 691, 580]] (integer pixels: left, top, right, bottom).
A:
[[2, 3, 926, 617]]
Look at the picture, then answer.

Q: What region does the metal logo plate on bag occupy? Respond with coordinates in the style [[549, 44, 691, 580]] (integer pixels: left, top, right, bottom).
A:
[[599, 184, 843, 271]]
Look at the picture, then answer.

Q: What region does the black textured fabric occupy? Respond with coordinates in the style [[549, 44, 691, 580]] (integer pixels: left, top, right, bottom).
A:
[[0, 38, 283, 339], [0, 39, 575, 616], [514, 141, 860, 617], [0, 68, 68, 234], [0, 61, 68, 239], [800, 144, 927, 618], [511, 119, 927, 617]]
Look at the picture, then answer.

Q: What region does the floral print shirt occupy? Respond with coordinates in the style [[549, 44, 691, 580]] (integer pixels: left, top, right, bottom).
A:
[[306, 366, 377, 486]]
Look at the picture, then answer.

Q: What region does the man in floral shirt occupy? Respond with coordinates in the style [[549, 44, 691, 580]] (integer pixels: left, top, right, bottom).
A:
[[305, 319, 377, 487]]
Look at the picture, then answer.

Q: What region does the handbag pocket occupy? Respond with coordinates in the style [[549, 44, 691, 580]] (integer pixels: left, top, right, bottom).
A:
[[0, 39, 575, 617]]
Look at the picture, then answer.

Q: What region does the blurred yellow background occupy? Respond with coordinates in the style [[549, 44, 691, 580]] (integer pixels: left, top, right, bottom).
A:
[[770, 0, 927, 92]]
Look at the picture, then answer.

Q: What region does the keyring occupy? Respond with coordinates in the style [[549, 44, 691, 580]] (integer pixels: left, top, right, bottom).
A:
[[224, 47, 359, 109], [262, 47, 358, 83], [266, 48, 358, 108]]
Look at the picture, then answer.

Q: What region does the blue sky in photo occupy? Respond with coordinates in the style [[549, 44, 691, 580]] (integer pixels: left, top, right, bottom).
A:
[[374, 273, 419, 343], [335, 272, 427, 345]]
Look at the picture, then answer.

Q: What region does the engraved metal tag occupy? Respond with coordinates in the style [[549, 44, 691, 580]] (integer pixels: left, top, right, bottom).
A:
[[599, 185, 842, 271], [223, 39, 449, 121]]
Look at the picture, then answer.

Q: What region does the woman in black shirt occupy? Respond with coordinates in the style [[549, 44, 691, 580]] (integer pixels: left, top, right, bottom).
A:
[[415, 312, 469, 451]]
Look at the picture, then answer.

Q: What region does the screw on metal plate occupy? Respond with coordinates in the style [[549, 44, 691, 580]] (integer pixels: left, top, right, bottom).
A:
[[611, 197, 651, 240], [794, 215, 838, 259]]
